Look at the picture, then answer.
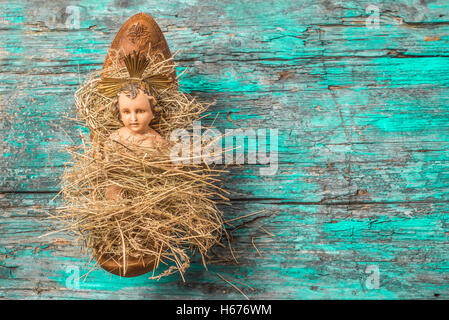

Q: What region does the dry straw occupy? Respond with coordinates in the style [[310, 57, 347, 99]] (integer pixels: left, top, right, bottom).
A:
[[51, 50, 231, 280]]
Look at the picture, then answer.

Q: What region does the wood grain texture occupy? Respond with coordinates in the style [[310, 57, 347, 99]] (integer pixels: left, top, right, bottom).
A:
[[1, 0, 449, 299]]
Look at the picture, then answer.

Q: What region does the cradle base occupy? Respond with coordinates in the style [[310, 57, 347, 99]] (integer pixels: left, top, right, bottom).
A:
[[96, 253, 156, 277]]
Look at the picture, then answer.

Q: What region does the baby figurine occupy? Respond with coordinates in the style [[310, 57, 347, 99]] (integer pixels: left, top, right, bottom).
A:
[[105, 82, 167, 200]]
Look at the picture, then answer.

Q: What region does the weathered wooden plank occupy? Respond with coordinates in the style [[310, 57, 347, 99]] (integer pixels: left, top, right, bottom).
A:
[[1, 0, 449, 299], [2, 193, 449, 299], [2, 83, 449, 201]]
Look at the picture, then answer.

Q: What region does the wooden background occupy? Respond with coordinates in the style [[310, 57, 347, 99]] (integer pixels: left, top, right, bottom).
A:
[[1, 0, 449, 299]]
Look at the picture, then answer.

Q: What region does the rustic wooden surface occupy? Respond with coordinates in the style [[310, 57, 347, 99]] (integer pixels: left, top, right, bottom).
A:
[[1, 0, 449, 299]]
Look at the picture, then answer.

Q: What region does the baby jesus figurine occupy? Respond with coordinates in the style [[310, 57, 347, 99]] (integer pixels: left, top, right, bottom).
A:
[[62, 16, 227, 279], [105, 82, 167, 201]]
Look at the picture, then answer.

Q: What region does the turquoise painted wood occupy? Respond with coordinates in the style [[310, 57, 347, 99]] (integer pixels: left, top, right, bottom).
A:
[[1, 0, 449, 299]]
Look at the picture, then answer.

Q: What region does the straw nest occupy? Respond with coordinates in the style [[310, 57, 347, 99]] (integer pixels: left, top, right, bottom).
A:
[[53, 51, 229, 280]]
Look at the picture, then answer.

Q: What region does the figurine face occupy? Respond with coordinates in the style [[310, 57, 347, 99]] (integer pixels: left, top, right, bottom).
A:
[[118, 89, 157, 134]]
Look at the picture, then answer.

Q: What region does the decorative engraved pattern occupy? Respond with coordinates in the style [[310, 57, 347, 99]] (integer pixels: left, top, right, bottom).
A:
[[127, 23, 150, 45]]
